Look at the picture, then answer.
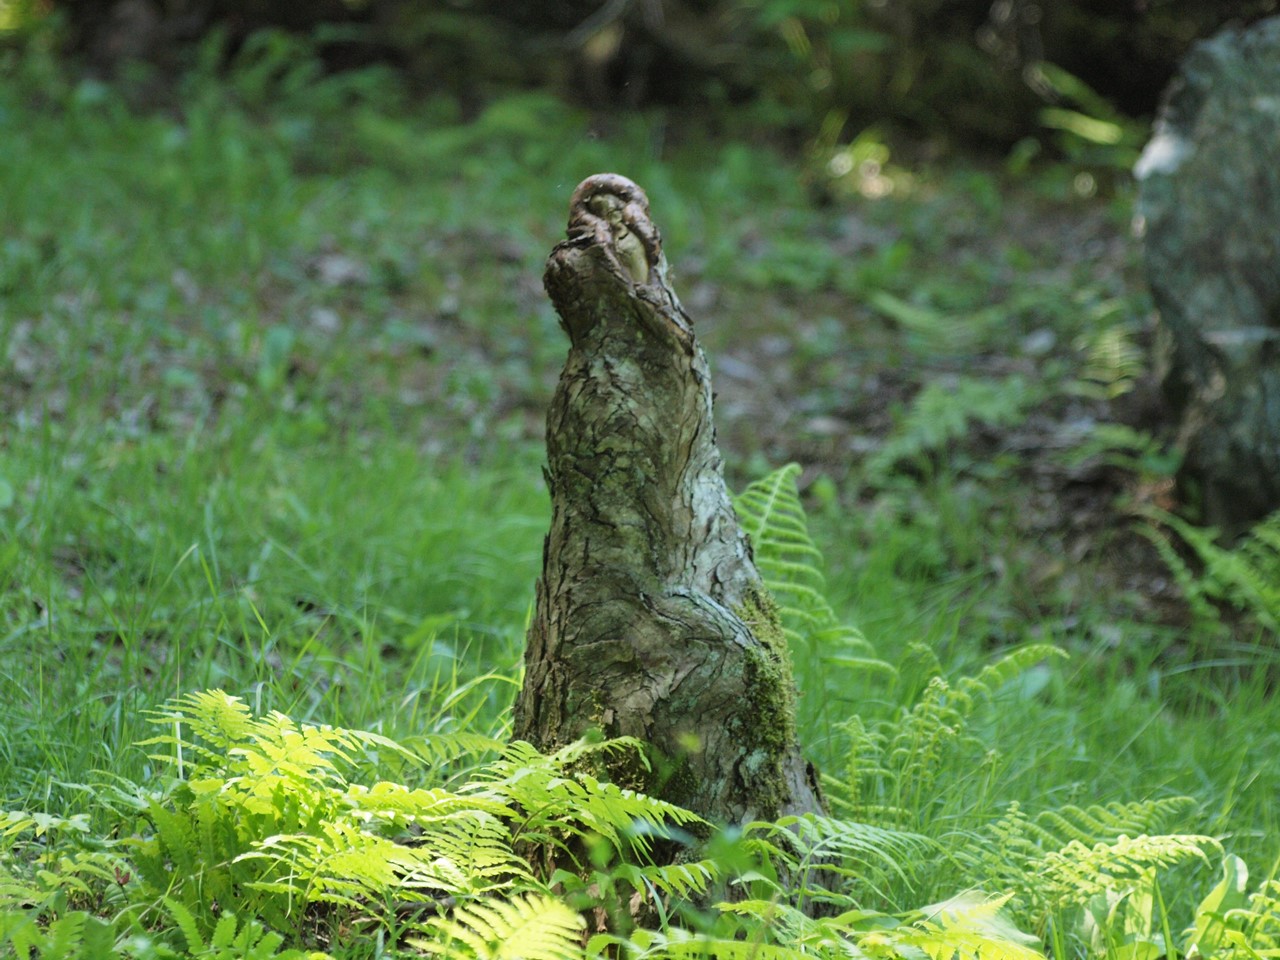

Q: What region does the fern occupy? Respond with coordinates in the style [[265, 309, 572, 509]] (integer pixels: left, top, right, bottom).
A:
[[864, 375, 1041, 480], [713, 892, 1045, 960], [829, 645, 1063, 828], [749, 813, 930, 903], [895, 893, 1045, 960], [1078, 323, 1146, 399], [590, 924, 817, 960], [610, 858, 722, 901], [0, 810, 131, 919], [242, 816, 524, 907], [963, 798, 1217, 936], [1039, 833, 1217, 908], [485, 738, 707, 862], [1142, 508, 1280, 634], [8, 467, 1272, 960], [0, 910, 110, 960], [1230, 877, 1280, 955], [1028, 798, 1197, 848], [410, 892, 584, 960], [957, 644, 1067, 703], [866, 291, 1009, 354], [734, 464, 894, 751], [127, 695, 715, 948], [165, 896, 327, 959], [735, 464, 877, 657]]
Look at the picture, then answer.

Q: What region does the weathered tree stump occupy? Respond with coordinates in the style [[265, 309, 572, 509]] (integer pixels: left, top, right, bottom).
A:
[[514, 174, 823, 827]]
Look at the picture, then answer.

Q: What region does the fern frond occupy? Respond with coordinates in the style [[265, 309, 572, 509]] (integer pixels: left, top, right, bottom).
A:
[[411, 892, 585, 960], [735, 464, 832, 630], [151, 689, 258, 748], [7, 910, 93, 960], [736, 465, 823, 562], [958, 644, 1066, 701], [882, 676, 969, 804], [613, 858, 722, 900], [591, 925, 816, 960], [751, 813, 930, 903], [869, 645, 1064, 815], [408, 732, 507, 769], [1138, 519, 1223, 625], [540, 775, 705, 856], [865, 375, 1041, 479], [1029, 798, 1197, 849], [1080, 324, 1145, 399], [164, 896, 208, 953], [1039, 833, 1218, 912], [893, 892, 1044, 960], [494, 736, 648, 776], [246, 812, 526, 905], [735, 464, 889, 667], [141, 689, 419, 788], [489, 738, 706, 858], [1142, 508, 1280, 632], [344, 781, 516, 827]]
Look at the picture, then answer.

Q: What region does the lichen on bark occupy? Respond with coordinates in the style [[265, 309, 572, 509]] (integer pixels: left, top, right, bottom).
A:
[[514, 174, 822, 828]]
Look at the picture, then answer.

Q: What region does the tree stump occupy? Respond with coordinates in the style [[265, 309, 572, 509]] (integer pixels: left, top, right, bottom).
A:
[[514, 174, 823, 827]]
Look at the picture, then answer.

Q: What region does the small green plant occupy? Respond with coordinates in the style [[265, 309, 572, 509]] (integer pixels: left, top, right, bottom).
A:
[[0, 691, 1019, 960], [1142, 508, 1280, 635], [864, 375, 1044, 483]]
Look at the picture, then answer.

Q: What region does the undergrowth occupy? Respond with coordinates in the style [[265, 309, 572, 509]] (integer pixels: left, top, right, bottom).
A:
[[4, 467, 1278, 960]]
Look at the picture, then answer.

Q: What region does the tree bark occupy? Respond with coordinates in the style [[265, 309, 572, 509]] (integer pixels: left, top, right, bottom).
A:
[[514, 174, 823, 827]]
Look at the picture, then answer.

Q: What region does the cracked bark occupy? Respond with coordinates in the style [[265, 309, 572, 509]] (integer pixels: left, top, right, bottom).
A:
[[514, 174, 823, 827]]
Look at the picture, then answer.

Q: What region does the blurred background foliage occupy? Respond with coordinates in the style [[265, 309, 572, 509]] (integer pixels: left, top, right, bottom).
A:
[[3, 0, 1278, 155]]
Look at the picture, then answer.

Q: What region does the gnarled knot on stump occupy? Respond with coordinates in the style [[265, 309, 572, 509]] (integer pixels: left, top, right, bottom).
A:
[[544, 174, 693, 352]]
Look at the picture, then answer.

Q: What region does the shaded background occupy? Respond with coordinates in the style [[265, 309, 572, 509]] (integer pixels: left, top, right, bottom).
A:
[[17, 0, 1280, 149]]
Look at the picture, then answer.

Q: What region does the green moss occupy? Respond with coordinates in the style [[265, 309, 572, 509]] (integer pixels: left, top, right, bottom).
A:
[[738, 588, 792, 667], [733, 587, 800, 818]]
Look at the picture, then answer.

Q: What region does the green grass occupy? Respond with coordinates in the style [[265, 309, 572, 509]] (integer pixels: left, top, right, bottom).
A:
[[2, 30, 1278, 960]]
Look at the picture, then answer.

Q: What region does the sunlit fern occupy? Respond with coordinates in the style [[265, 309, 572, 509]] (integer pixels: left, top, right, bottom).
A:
[[123, 693, 707, 944], [747, 813, 930, 907], [409, 892, 585, 960], [962, 798, 1215, 933], [0, 690, 1041, 960], [707, 890, 1044, 960], [4, 466, 1274, 960]]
